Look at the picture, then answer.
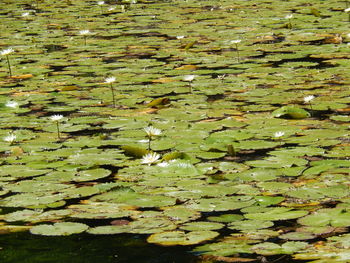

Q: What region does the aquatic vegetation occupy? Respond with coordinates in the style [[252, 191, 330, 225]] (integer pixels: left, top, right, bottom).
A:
[[230, 39, 241, 62], [50, 115, 64, 139], [285, 14, 294, 29], [79, 30, 90, 46], [3, 133, 16, 145], [144, 126, 162, 150], [183, 75, 196, 93], [141, 152, 161, 166], [1, 0, 350, 262], [5, 101, 18, 108], [104, 76, 116, 107], [274, 131, 285, 138], [1, 47, 14, 77]]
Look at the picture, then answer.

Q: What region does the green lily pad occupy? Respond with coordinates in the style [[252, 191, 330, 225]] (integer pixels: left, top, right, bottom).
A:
[[73, 168, 112, 182], [298, 208, 350, 227], [272, 106, 310, 119], [2, 209, 70, 223], [229, 220, 274, 231], [30, 222, 89, 236], [179, 221, 225, 231], [68, 202, 138, 219], [184, 196, 255, 212], [147, 230, 219, 246]]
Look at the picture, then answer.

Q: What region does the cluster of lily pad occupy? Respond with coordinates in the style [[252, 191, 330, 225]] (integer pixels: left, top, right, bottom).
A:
[[1, 0, 350, 262]]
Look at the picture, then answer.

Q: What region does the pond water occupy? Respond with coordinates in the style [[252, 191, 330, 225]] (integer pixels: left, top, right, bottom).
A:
[[1, 0, 350, 262], [0, 232, 198, 263]]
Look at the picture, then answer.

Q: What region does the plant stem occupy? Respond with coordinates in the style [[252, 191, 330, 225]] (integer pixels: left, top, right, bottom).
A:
[[6, 55, 12, 77], [110, 83, 116, 107], [235, 43, 240, 62], [56, 121, 60, 139], [84, 36, 87, 46], [308, 102, 313, 117], [148, 136, 151, 151]]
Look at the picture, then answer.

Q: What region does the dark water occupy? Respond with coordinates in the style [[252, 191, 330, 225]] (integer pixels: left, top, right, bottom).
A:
[[0, 232, 197, 263]]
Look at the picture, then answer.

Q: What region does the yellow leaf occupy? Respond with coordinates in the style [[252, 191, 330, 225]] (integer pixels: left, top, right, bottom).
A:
[[147, 97, 170, 108], [175, 65, 197, 70], [151, 78, 175, 83], [60, 86, 79, 91], [11, 146, 24, 157], [9, 74, 33, 79]]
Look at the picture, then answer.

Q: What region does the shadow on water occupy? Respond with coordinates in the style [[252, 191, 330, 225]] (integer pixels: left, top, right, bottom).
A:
[[0, 232, 197, 263]]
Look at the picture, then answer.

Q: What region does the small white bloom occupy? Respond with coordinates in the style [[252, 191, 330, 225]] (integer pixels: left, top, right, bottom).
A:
[[108, 6, 116, 11], [50, 115, 63, 121], [345, 7, 350, 12], [97, 1, 105, 5], [4, 134, 16, 143], [79, 30, 90, 35], [5, 101, 19, 108], [285, 14, 293, 19], [1, 48, 14, 56], [183, 75, 195, 82], [22, 12, 29, 17], [175, 162, 192, 168], [274, 131, 285, 138], [230, 39, 241, 44], [105, 76, 116, 83], [176, 35, 185, 39], [157, 162, 169, 167], [141, 152, 160, 165], [304, 95, 315, 103], [144, 126, 162, 137]]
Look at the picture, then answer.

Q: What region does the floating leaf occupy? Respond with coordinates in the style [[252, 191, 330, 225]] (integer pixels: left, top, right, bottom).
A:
[[30, 222, 88, 236], [147, 97, 170, 108], [121, 145, 149, 158], [272, 106, 310, 119], [147, 230, 219, 246]]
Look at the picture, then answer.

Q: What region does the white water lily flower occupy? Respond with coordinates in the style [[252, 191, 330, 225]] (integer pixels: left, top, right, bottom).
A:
[[345, 7, 350, 12], [285, 14, 293, 19], [141, 152, 160, 165], [304, 95, 315, 103], [144, 126, 162, 137], [22, 12, 29, 17], [50, 115, 63, 121], [5, 101, 19, 108], [105, 76, 116, 83], [4, 134, 16, 143], [176, 35, 185, 39], [274, 131, 285, 138], [108, 6, 116, 11], [79, 30, 90, 35], [1, 48, 14, 56], [230, 39, 241, 44], [183, 75, 195, 82], [97, 1, 105, 5]]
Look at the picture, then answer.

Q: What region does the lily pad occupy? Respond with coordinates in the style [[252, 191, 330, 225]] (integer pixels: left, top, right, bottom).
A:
[[272, 106, 310, 119], [147, 230, 219, 246], [30, 222, 89, 236]]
